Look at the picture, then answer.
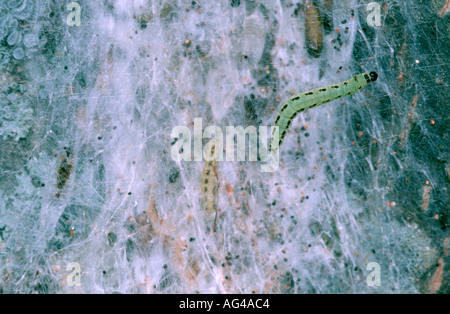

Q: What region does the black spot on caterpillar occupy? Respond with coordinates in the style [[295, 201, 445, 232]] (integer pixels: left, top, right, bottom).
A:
[[269, 72, 378, 151]]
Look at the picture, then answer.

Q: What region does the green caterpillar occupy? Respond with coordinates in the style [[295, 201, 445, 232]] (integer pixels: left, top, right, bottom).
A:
[[269, 71, 378, 151]]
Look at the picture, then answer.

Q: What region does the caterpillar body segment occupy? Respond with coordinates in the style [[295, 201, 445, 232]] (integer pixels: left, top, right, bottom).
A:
[[269, 72, 378, 151]]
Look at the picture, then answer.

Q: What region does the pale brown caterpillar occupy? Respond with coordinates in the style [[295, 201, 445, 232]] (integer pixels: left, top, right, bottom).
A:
[[304, 0, 324, 58], [200, 159, 218, 215], [200, 144, 219, 219]]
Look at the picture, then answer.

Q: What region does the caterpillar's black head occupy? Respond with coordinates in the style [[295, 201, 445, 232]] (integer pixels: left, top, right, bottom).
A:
[[369, 71, 378, 82]]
